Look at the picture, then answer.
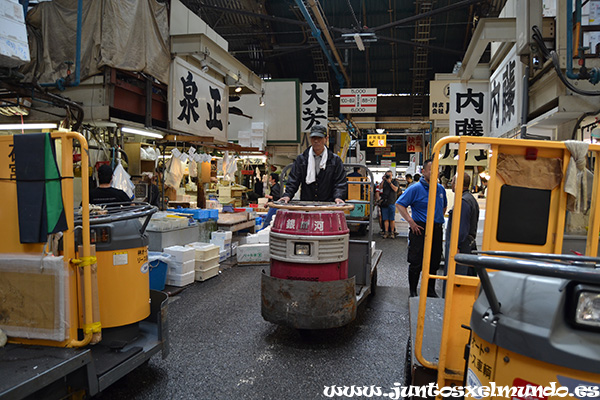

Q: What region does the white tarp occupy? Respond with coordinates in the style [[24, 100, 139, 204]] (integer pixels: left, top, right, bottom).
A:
[[22, 0, 170, 84]]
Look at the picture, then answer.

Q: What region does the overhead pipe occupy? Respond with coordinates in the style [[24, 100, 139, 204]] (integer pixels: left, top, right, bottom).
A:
[[566, 0, 599, 84], [41, 0, 82, 90], [294, 0, 346, 88]]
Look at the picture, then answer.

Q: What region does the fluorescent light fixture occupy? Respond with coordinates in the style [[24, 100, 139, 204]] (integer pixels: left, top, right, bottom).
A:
[[353, 33, 365, 51], [376, 128, 385, 134], [0, 123, 57, 130], [121, 127, 164, 139]]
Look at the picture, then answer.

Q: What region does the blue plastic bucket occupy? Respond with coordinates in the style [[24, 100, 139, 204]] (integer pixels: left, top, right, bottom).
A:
[[148, 252, 170, 290]]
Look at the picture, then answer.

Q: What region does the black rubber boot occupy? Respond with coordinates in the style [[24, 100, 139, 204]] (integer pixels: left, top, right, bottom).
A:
[[408, 269, 420, 297], [426, 280, 438, 298]]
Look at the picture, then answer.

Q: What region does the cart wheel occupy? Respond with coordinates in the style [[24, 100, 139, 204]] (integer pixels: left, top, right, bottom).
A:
[[370, 267, 377, 296], [358, 224, 367, 236]]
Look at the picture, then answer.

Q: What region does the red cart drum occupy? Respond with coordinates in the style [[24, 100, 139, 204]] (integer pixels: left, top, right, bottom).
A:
[[270, 209, 349, 281]]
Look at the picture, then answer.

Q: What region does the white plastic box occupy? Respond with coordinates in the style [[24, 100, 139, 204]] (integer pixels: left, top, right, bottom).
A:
[[195, 255, 219, 270], [0, 0, 30, 68], [166, 270, 195, 287], [212, 231, 233, 241], [168, 259, 195, 275], [164, 245, 195, 263], [211, 238, 232, 251], [195, 265, 219, 281], [186, 242, 220, 261]]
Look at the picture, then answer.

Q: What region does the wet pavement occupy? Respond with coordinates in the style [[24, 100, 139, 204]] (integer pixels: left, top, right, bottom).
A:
[[97, 229, 412, 400]]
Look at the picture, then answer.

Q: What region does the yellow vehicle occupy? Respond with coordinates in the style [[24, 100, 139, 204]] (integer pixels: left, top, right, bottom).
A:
[[405, 136, 600, 398], [0, 131, 168, 400]]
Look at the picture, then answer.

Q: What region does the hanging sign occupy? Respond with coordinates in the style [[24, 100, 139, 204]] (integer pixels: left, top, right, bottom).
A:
[[429, 80, 455, 120], [449, 82, 490, 137], [489, 45, 523, 137], [301, 82, 328, 132], [169, 57, 228, 143], [367, 134, 386, 147], [340, 88, 377, 114], [406, 135, 423, 153]]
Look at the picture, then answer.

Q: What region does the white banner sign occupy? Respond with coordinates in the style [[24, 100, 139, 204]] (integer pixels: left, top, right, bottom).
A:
[[170, 57, 228, 142], [340, 88, 377, 114], [489, 45, 523, 137], [449, 82, 489, 137], [301, 82, 328, 132]]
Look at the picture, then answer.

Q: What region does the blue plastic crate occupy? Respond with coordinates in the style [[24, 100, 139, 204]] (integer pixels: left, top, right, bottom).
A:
[[208, 209, 219, 221]]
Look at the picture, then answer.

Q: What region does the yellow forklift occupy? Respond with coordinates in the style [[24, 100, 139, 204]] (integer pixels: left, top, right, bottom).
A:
[[405, 136, 600, 398], [0, 131, 168, 400]]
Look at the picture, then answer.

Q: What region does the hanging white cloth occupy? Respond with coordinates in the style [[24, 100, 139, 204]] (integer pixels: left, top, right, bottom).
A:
[[306, 146, 328, 185], [564, 140, 590, 213]]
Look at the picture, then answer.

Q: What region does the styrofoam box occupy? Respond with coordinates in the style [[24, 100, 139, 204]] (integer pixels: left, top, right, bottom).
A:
[[168, 259, 195, 275], [246, 234, 260, 244], [237, 243, 270, 263], [219, 249, 228, 262], [212, 230, 233, 241], [164, 245, 195, 263], [238, 130, 251, 139], [166, 270, 195, 287], [251, 122, 265, 130], [195, 255, 219, 270], [211, 238, 232, 251], [231, 242, 238, 256], [195, 265, 219, 282], [187, 242, 220, 261]]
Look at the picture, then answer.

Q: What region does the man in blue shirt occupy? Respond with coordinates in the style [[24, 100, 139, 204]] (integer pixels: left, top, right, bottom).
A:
[[396, 159, 447, 297]]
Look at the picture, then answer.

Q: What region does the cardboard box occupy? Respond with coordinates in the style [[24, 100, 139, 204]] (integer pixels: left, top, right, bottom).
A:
[[237, 243, 270, 264], [0, 0, 30, 68]]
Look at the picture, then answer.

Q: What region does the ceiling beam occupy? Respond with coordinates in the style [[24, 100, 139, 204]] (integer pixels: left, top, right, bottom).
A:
[[457, 18, 516, 80], [372, 0, 482, 32]]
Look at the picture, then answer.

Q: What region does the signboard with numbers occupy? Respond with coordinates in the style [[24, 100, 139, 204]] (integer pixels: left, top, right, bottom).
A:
[[489, 45, 523, 137], [429, 80, 456, 120], [449, 82, 489, 137], [340, 88, 377, 114], [367, 134, 386, 147], [169, 57, 228, 143], [406, 135, 423, 153], [301, 82, 328, 132]]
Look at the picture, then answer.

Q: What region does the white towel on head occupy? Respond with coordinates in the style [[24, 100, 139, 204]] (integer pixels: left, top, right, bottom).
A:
[[306, 146, 328, 185]]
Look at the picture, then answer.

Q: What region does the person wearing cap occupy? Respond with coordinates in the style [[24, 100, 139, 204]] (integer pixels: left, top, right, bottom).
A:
[[89, 164, 132, 204], [281, 124, 347, 204]]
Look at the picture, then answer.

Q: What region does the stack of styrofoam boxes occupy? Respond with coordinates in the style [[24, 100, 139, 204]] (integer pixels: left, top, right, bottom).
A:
[[251, 122, 267, 151], [187, 242, 220, 281], [164, 245, 195, 287], [238, 130, 251, 148], [211, 231, 232, 262], [0, 0, 30, 68]]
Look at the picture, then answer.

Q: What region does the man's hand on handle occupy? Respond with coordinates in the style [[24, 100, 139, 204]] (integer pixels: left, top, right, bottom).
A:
[[334, 198, 345, 205]]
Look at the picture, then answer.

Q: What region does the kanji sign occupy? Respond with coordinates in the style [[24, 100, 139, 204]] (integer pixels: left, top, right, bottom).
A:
[[429, 80, 455, 120], [406, 135, 423, 153], [170, 57, 228, 142], [367, 134, 386, 147], [449, 82, 489, 137], [489, 45, 523, 137], [340, 88, 377, 114], [301, 82, 328, 132]]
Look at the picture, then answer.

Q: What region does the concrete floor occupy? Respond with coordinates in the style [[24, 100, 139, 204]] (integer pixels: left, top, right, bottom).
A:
[[97, 231, 413, 400]]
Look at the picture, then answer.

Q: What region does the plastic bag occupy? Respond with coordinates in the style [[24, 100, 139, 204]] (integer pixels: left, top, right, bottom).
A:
[[164, 156, 184, 189], [189, 159, 198, 177], [112, 162, 135, 199]]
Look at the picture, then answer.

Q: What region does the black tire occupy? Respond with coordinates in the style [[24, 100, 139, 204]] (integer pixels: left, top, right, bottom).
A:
[[370, 267, 378, 296]]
